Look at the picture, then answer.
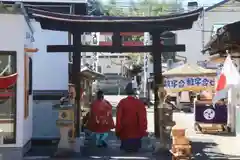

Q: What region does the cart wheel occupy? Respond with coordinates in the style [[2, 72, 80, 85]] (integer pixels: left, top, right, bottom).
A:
[[221, 125, 229, 133], [227, 126, 231, 132], [221, 125, 226, 132], [224, 125, 231, 133], [194, 123, 202, 132]]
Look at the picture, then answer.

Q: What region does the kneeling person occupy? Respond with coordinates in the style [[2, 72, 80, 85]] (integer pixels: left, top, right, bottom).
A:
[[116, 82, 148, 152], [87, 90, 115, 147]]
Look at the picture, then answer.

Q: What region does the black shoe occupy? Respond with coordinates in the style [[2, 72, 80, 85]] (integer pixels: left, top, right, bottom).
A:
[[120, 146, 123, 150], [97, 145, 102, 148], [102, 141, 108, 148], [125, 149, 139, 153]]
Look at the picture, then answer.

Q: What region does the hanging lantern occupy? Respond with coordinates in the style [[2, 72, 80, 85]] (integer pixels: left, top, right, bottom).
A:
[[0, 73, 18, 89], [0, 73, 18, 104]]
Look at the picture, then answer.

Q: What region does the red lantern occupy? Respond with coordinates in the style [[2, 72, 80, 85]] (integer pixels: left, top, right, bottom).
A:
[[0, 73, 18, 89], [0, 73, 18, 100]]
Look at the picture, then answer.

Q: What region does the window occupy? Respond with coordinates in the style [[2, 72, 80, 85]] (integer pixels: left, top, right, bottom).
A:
[[97, 66, 102, 73], [211, 24, 225, 37], [69, 52, 73, 63], [29, 57, 32, 95], [0, 51, 17, 144]]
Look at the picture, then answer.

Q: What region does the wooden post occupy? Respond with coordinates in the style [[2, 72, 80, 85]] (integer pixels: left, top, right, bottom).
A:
[[72, 32, 82, 138], [112, 32, 121, 48]]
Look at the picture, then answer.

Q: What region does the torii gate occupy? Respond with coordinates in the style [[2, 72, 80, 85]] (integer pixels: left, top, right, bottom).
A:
[[28, 5, 202, 143]]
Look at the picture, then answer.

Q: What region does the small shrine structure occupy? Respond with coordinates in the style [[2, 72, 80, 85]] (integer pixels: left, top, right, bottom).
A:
[[163, 63, 216, 92], [78, 66, 104, 110], [163, 63, 216, 111]]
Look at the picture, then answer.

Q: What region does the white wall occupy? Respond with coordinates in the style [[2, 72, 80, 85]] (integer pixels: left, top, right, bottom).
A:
[[32, 101, 60, 139], [203, 3, 240, 48], [85, 53, 129, 74], [176, 1, 240, 64], [23, 21, 34, 147], [98, 58, 122, 74], [32, 21, 68, 91], [0, 14, 25, 147], [175, 21, 206, 64]]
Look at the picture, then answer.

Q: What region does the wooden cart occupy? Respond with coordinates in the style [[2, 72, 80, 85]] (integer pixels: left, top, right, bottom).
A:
[[194, 100, 229, 134]]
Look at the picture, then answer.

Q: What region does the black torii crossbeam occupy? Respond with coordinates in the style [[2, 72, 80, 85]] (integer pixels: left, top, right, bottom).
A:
[[47, 44, 186, 53], [27, 4, 203, 148]]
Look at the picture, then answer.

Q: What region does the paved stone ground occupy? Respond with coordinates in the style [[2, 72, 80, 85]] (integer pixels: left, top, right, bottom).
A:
[[25, 108, 240, 159], [25, 131, 171, 160]]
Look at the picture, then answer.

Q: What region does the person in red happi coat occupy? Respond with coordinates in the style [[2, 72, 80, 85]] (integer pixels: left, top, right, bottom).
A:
[[87, 90, 114, 147], [116, 82, 148, 152]]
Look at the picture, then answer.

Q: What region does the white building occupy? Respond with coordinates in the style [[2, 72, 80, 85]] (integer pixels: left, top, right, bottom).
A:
[[75, 33, 131, 75], [176, 0, 240, 64], [0, 4, 35, 159]]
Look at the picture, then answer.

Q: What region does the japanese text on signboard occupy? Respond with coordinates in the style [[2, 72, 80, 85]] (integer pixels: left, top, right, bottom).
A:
[[164, 77, 215, 89]]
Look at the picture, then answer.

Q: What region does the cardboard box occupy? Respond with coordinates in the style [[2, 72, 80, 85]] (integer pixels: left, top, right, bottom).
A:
[[172, 144, 191, 155], [172, 137, 190, 145], [171, 128, 185, 137]]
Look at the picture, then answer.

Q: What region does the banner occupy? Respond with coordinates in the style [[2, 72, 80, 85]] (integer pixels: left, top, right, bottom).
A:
[[164, 76, 215, 92], [195, 104, 227, 124]]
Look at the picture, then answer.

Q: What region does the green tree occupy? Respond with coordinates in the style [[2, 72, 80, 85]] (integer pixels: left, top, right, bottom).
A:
[[128, 53, 145, 65], [104, 0, 126, 16]]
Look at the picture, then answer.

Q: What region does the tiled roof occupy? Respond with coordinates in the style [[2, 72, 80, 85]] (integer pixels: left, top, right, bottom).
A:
[[0, 3, 34, 33], [205, 0, 230, 12], [0, 3, 22, 13]]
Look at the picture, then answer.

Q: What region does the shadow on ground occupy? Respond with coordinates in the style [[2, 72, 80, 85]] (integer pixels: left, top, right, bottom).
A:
[[191, 138, 240, 160], [26, 142, 58, 157], [26, 131, 172, 160], [26, 136, 239, 160], [81, 131, 172, 160]]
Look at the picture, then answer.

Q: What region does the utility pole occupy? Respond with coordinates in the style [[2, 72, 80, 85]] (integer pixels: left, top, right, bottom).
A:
[[120, 59, 124, 76], [143, 5, 151, 97], [82, 33, 87, 66], [91, 32, 99, 72], [201, 9, 205, 51], [143, 32, 149, 97]]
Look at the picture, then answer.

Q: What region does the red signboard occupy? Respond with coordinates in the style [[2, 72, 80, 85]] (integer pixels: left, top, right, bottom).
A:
[[99, 41, 144, 46], [100, 32, 144, 36]]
